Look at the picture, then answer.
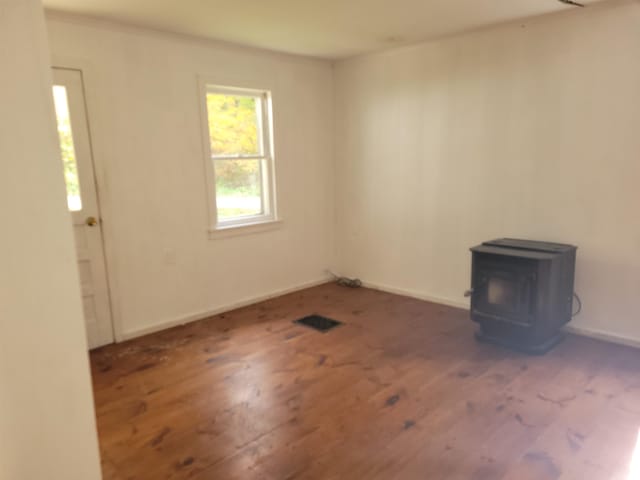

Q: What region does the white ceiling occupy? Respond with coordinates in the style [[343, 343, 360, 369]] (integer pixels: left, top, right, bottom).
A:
[[42, 0, 607, 59]]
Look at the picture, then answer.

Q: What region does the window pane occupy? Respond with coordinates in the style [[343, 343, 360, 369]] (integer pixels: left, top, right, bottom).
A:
[[52, 85, 82, 211], [207, 92, 262, 156], [488, 277, 517, 307], [215, 159, 263, 220]]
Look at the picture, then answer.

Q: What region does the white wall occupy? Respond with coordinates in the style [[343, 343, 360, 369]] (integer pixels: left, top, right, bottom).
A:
[[0, 1, 102, 479], [45, 16, 335, 339], [334, 0, 640, 343]]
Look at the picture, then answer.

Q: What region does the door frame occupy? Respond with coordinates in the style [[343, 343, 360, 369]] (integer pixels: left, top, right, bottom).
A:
[[52, 58, 124, 343]]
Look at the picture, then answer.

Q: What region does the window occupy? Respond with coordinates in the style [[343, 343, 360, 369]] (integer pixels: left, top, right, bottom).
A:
[[52, 85, 82, 211], [202, 84, 277, 232]]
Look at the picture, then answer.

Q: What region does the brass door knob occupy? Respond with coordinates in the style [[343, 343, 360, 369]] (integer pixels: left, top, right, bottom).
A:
[[86, 216, 98, 227]]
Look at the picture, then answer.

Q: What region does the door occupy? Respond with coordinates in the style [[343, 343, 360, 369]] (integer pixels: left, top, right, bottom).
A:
[[52, 68, 114, 349]]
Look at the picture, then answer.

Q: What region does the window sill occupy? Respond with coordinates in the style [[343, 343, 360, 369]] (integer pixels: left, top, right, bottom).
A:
[[208, 219, 283, 239]]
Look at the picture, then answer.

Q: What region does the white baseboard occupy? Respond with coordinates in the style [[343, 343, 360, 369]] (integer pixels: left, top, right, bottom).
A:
[[119, 276, 640, 351], [563, 324, 640, 350], [361, 280, 470, 310], [119, 277, 331, 341], [362, 280, 640, 351]]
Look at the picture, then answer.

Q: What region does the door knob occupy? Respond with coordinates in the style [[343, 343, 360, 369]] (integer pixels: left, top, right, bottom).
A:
[[86, 216, 98, 227], [464, 288, 474, 297]]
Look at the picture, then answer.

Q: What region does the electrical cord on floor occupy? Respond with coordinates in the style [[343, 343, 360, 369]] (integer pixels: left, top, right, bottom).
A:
[[572, 292, 582, 317], [326, 269, 363, 288]]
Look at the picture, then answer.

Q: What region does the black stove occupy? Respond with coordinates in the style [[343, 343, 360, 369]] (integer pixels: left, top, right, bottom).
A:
[[467, 238, 577, 354]]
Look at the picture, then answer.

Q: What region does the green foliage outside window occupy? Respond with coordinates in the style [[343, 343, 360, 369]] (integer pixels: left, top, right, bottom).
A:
[[207, 93, 261, 197], [52, 85, 82, 211], [57, 118, 80, 198]]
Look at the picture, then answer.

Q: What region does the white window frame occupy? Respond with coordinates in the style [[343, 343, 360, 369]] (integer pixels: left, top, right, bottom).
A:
[[199, 81, 279, 236]]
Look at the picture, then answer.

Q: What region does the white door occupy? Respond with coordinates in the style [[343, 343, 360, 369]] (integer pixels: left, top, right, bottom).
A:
[[52, 68, 114, 349]]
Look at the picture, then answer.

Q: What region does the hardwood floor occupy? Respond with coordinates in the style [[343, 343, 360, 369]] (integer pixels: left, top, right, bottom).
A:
[[91, 283, 640, 479]]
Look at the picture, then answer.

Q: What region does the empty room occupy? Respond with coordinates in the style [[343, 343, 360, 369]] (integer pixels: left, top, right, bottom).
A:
[[2, 0, 640, 478]]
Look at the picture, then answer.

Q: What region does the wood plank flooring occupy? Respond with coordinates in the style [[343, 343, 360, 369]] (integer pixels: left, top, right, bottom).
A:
[[91, 283, 640, 479]]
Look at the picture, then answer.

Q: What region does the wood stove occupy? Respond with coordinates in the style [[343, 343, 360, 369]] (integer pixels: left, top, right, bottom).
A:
[[467, 238, 577, 354]]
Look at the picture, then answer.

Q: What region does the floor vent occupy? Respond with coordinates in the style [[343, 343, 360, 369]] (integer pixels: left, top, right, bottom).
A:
[[294, 315, 343, 333]]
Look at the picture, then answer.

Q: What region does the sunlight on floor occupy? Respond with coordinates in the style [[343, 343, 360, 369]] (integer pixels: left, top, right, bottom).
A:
[[629, 429, 640, 480]]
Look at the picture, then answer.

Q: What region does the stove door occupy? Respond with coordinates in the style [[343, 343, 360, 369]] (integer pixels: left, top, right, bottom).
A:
[[470, 254, 537, 327]]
